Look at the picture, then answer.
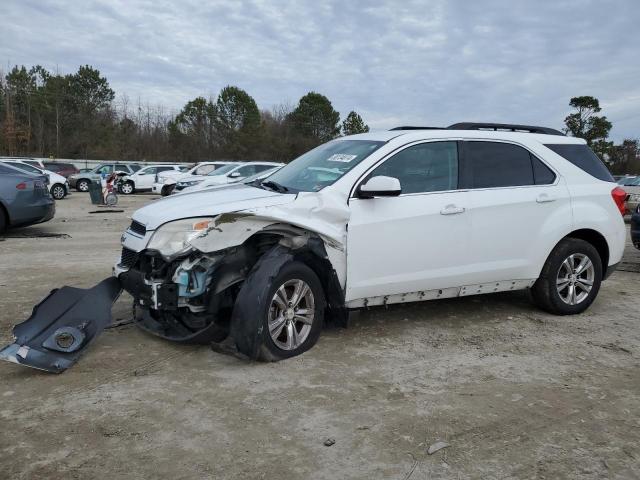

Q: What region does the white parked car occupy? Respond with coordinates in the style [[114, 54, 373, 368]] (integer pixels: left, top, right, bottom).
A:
[[111, 122, 626, 362], [173, 162, 282, 192], [151, 162, 235, 196], [119, 164, 184, 194], [179, 165, 284, 193], [0, 159, 70, 199]]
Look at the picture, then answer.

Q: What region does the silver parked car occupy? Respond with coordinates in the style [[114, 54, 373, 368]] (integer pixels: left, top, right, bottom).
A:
[[0, 163, 55, 232], [69, 163, 141, 191]]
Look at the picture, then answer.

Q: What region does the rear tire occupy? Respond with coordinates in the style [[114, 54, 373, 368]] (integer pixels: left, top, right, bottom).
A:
[[531, 238, 602, 315], [51, 183, 66, 200], [76, 179, 90, 192]]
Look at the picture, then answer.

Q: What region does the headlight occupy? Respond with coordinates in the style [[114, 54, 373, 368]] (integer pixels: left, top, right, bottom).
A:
[[147, 217, 215, 256], [178, 180, 203, 187], [629, 194, 640, 202]]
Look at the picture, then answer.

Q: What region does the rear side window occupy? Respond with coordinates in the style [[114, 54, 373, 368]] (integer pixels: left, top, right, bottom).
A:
[[544, 144, 613, 182], [129, 164, 141, 172], [465, 142, 534, 188], [532, 157, 556, 185]]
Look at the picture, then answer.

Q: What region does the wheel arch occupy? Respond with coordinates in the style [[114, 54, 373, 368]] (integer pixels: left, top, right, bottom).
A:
[[563, 228, 609, 274], [240, 227, 348, 327]]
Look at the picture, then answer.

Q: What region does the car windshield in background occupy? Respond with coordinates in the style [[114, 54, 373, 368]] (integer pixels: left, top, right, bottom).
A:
[[265, 140, 384, 192], [206, 164, 237, 176]]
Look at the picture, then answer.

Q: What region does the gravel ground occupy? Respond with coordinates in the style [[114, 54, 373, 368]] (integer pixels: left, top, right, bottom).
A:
[[1, 193, 639, 479]]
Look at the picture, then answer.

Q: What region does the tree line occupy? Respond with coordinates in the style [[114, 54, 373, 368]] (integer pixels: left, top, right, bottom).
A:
[[0, 64, 368, 163], [0, 64, 637, 172]]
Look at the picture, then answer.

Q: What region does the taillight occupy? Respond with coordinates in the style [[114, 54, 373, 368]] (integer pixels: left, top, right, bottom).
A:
[[611, 187, 627, 215], [16, 182, 27, 190]]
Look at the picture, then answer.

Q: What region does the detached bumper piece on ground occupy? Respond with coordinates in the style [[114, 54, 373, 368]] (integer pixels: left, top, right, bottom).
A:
[[0, 278, 121, 373]]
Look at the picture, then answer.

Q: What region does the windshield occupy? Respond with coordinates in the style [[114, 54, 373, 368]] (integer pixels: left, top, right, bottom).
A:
[[266, 140, 384, 192], [206, 164, 238, 176]]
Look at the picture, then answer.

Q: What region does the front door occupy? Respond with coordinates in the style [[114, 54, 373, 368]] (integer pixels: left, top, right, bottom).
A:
[[346, 141, 470, 302]]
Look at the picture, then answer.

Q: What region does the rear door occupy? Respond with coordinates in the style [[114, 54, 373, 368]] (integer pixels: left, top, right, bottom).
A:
[[461, 140, 571, 284]]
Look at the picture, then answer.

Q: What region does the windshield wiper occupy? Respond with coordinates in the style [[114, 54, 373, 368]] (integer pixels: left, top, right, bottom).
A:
[[260, 180, 289, 193]]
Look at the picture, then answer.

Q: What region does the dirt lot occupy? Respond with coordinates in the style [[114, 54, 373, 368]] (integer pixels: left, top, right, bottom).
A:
[[1, 193, 639, 479]]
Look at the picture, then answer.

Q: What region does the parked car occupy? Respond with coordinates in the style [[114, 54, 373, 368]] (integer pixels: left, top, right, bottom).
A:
[[43, 162, 79, 178], [180, 165, 284, 193], [118, 164, 184, 194], [631, 204, 640, 249], [0, 159, 70, 200], [151, 162, 235, 196], [69, 163, 141, 192], [1, 123, 628, 374], [619, 176, 640, 213], [0, 163, 55, 232], [174, 162, 281, 192]]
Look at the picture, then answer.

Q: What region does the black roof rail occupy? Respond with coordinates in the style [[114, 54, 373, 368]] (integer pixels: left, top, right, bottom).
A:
[[389, 126, 444, 131], [447, 122, 565, 136]]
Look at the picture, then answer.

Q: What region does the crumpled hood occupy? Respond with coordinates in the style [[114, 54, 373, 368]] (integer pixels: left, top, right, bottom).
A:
[[132, 183, 296, 230]]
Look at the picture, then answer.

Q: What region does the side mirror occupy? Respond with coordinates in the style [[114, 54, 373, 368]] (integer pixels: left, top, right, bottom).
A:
[[228, 172, 242, 178], [357, 176, 402, 198]]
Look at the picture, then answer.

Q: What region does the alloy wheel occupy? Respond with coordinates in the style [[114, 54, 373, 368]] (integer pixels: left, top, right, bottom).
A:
[[121, 182, 134, 194], [556, 253, 595, 305], [268, 279, 315, 350], [52, 185, 65, 199]]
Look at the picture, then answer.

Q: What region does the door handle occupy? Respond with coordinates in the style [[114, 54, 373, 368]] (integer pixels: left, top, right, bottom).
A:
[[536, 193, 556, 203], [440, 204, 466, 215]]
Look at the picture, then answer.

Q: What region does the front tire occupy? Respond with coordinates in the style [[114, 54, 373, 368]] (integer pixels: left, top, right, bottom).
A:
[[120, 181, 134, 195], [76, 179, 90, 192], [531, 238, 602, 315], [51, 183, 66, 200], [233, 259, 325, 361]]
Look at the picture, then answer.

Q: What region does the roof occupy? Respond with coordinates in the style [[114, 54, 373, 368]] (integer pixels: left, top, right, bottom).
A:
[[342, 129, 586, 145]]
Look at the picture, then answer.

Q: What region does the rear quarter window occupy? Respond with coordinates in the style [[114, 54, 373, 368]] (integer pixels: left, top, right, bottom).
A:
[[544, 144, 613, 182]]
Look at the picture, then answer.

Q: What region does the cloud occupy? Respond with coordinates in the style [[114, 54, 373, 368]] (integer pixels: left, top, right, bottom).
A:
[[2, 0, 639, 140]]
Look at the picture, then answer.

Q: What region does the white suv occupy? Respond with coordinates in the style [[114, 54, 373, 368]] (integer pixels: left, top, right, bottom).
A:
[[115, 123, 626, 361], [119, 164, 183, 194]]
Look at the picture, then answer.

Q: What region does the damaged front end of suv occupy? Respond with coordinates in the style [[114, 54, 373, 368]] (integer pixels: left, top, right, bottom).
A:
[[114, 187, 350, 361]]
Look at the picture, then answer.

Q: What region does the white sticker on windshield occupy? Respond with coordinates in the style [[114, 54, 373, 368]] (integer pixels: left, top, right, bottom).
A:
[[327, 154, 358, 163]]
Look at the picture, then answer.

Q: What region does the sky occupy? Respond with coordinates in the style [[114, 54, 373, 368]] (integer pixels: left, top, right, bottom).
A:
[[2, 0, 639, 141]]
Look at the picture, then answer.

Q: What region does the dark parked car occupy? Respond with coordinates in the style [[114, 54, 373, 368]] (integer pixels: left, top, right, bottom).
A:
[[0, 163, 55, 232], [43, 162, 79, 178], [631, 204, 640, 250]]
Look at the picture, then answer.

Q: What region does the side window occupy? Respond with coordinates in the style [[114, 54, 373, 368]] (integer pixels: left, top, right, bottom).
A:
[[115, 164, 130, 172], [532, 156, 556, 185], [156, 166, 174, 173], [466, 142, 534, 188], [253, 165, 274, 174], [129, 164, 141, 172], [369, 141, 458, 194], [234, 165, 257, 177], [96, 165, 113, 175], [195, 165, 215, 175]]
